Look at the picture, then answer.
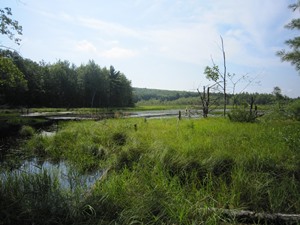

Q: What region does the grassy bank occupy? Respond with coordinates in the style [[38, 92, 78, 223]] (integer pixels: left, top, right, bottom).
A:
[[1, 117, 300, 224]]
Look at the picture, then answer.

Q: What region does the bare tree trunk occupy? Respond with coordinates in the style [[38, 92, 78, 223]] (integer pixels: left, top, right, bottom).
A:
[[198, 86, 210, 118], [220, 36, 227, 117]]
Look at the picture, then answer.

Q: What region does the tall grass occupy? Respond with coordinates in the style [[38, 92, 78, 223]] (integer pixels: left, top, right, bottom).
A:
[[2, 117, 300, 224]]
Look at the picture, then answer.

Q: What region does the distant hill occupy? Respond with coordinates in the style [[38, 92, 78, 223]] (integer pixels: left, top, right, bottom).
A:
[[132, 87, 285, 106], [132, 87, 198, 102]]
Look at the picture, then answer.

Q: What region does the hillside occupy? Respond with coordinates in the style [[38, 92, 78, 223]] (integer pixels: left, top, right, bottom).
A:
[[132, 87, 198, 102]]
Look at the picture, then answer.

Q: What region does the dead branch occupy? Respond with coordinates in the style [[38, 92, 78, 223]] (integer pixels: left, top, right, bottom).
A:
[[86, 167, 299, 225], [211, 208, 300, 225]]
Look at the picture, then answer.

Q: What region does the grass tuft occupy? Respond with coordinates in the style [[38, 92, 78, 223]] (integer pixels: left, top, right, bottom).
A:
[[2, 116, 300, 224], [19, 125, 35, 137]]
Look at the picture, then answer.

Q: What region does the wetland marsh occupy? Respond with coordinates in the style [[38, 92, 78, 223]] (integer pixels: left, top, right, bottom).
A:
[[1, 111, 299, 224]]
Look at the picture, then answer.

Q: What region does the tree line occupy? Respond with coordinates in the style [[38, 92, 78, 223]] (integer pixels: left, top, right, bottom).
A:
[[0, 50, 133, 108], [132, 88, 199, 102], [133, 87, 290, 106]]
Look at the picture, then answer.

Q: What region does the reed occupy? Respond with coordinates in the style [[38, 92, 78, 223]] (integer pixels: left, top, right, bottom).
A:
[[1, 117, 299, 224]]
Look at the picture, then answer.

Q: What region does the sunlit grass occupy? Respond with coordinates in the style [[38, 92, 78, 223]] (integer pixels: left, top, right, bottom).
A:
[[2, 116, 300, 224]]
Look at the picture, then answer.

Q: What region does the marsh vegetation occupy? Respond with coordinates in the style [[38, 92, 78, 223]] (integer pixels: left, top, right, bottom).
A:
[[1, 111, 299, 224]]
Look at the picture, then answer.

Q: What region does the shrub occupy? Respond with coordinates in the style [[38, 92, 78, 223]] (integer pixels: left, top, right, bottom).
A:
[[19, 125, 35, 137], [212, 157, 235, 177], [288, 99, 300, 121], [85, 144, 107, 160], [115, 148, 142, 171], [112, 132, 127, 146], [228, 109, 257, 123]]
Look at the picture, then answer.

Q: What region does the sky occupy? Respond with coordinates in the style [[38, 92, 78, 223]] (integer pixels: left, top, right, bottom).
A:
[[2, 0, 300, 97]]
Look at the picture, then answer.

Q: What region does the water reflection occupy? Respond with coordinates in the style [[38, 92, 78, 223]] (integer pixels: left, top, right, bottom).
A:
[[3, 158, 103, 190], [40, 130, 56, 137]]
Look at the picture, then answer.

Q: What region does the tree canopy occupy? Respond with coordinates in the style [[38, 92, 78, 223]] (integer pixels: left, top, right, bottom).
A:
[[277, 1, 300, 73], [0, 50, 133, 108], [0, 7, 22, 46]]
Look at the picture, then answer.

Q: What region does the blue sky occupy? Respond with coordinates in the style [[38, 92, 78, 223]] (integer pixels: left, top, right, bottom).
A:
[[2, 0, 300, 97]]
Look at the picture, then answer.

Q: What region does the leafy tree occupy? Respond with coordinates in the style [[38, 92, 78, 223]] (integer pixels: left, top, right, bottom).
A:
[[46, 61, 78, 107], [0, 49, 133, 108], [1, 50, 44, 106], [277, 1, 300, 73], [0, 7, 22, 46], [0, 56, 27, 104], [0, 7, 24, 105], [288, 98, 300, 120], [77, 60, 108, 107], [272, 86, 284, 101], [108, 66, 121, 107], [118, 73, 133, 107], [20, 58, 45, 106]]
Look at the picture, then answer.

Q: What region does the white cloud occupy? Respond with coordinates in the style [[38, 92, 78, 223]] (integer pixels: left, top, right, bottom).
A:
[[75, 40, 97, 53], [99, 47, 138, 59], [78, 17, 140, 38], [73, 40, 138, 60]]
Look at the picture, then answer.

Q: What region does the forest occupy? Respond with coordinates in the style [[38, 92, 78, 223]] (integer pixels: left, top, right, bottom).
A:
[[133, 87, 293, 106], [0, 50, 133, 108], [2, 48, 290, 110]]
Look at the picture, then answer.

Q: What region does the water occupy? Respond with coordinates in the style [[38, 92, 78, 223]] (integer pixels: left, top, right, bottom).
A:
[[21, 109, 203, 121], [1, 158, 104, 190], [40, 130, 56, 137], [128, 109, 201, 119]]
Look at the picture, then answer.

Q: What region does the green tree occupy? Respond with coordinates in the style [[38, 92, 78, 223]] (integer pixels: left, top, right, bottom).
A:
[[44, 60, 78, 107], [0, 7, 22, 46], [0, 56, 27, 104], [272, 86, 288, 112], [277, 1, 300, 73], [118, 73, 133, 107], [272, 86, 284, 101], [0, 7, 24, 105], [108, 65, 121, 107], [1, 50, 45, 106], [77, 60, 108, 107]]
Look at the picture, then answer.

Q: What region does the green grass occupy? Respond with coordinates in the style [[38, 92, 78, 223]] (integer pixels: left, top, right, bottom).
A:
[[1, 117, 300, 224]]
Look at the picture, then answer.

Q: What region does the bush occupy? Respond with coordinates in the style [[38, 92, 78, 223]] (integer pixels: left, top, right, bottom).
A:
[[288, 99, 300, 121], [85, 144, 107, 160], [228, 109, 257, 122], [112, 132, 127, 146], [115, 148, 142, 171], [19, 125, 35, 137]]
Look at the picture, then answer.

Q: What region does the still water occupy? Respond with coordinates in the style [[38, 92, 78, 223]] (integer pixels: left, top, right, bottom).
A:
[[1, 158, 103, 190], [1, 127, 103, 190]]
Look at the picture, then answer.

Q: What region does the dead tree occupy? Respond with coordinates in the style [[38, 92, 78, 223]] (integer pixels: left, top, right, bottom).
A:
[[207, 208, 300, 225], [221, 36, 227, 117], [204, 36, 228, 117], [197, 86, 210, 118]]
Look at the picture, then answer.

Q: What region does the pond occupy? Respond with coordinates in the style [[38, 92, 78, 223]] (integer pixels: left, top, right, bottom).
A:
[[0, 127, 104, 191], [22, 109, 202, 121], [128, 109, 201, 118], [1, 157, 104, 190], [1, 109, 203, 191]]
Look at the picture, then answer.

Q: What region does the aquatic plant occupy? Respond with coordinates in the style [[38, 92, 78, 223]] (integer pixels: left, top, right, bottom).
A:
[[1, 117, 300, 224]]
